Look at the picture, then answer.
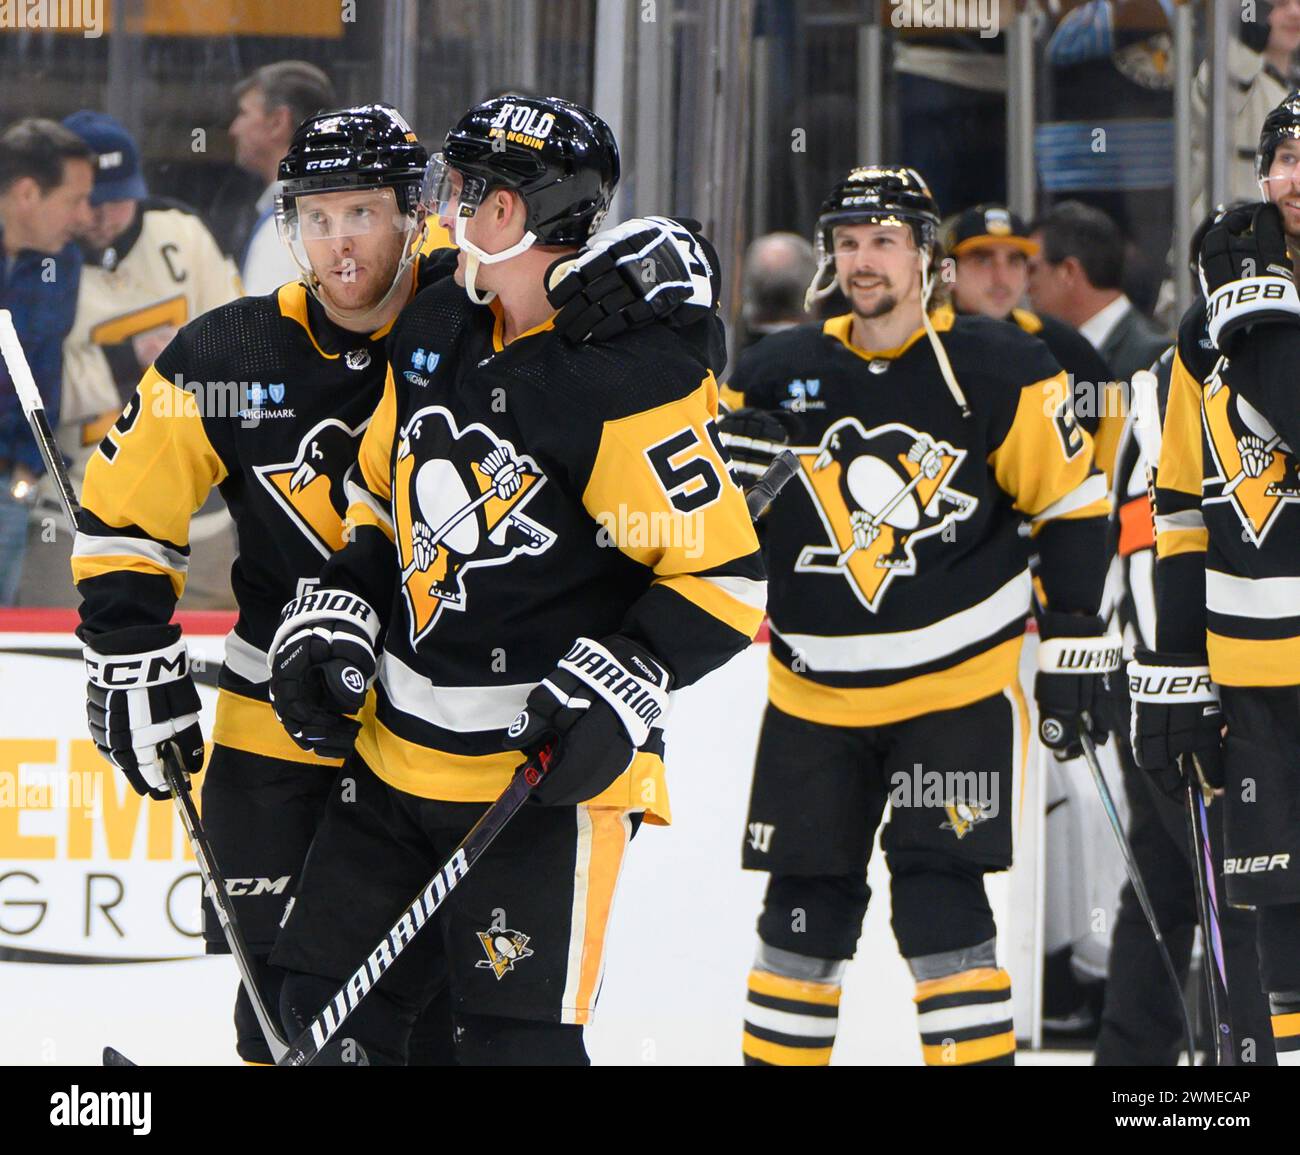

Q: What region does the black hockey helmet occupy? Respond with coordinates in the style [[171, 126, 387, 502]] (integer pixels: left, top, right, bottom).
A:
[[278, 103, 428, 213], [815, 166, 941, 258], [1257, 89, 1300, 182], [426, 95, 620, 247]]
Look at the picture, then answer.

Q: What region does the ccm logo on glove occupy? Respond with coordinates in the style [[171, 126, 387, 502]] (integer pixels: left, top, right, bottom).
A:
[[84, 646, 189, 688]]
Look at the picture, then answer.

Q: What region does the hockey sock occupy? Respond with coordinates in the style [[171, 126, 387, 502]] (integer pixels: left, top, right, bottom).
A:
[[910, 940, 1015, 1066], [1269, 991, 1300, 1066], [743, 942, 845, 1066]]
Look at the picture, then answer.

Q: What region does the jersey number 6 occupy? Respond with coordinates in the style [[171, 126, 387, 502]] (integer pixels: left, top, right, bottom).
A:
[[645, 423, 727, 513]]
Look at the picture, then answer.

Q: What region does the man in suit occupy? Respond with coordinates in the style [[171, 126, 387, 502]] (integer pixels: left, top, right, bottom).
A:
[[1027, 200, 1171, 385]]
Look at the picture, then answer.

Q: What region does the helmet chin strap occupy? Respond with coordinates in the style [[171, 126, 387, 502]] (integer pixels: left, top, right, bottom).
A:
[[919, 252, 970, 417], [455, 214, 537, 305]]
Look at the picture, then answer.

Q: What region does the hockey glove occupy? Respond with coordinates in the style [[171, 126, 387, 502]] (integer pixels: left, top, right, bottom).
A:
[[1127, 648, 1224, 790], [1034, 612, 1124, 760], [717, 406, 803, 491], [546, 216, 720, 343], [1199, 202, 1300, 354], [503, 635, 672, 807], [268, 589, 380, 760], [83, 624, 205, 799]]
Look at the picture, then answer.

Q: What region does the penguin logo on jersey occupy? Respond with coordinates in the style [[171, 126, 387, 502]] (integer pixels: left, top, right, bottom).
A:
[[942, 800, 990, 840], [475, 927, 535, 979], [395, 406, 555, 645], [1202, 380, 1300, 546], [794, 418, 976, 611], [253, 417, 367, 558]]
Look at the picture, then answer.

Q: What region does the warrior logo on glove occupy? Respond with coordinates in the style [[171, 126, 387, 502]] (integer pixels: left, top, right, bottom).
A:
[[793, 417, 976, 611], [1203, 382, 1300, 545], [395, 405, 556, 643]]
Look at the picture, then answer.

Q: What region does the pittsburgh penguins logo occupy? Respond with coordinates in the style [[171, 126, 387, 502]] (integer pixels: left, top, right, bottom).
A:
[[253, 417, 366, 558], [396, 406, 555, 645], [1203, 378, 1300, 546], [794, 418, 976, 611], [942, 799, 990, 840], [474, 927, 535, 979]]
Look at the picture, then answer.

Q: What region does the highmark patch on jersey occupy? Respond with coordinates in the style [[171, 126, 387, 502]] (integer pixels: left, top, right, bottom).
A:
[[1202, 377, 1300, 547], [253, 416, 369, 558], [793, 417, 976, 612], [394, 405, 556, 646]]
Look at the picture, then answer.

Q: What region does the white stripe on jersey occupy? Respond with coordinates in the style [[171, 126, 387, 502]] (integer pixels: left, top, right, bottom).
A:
[[224, 630, 270, 684], [1206, 570, 1300, 620], [1030, 472, 1109, 524], [772, 569, 1031, 672], [72, 531, 189, 576], [695, 573, 768, 611], [1154, 509, 1205, 534], [379, 651, 532, 732]]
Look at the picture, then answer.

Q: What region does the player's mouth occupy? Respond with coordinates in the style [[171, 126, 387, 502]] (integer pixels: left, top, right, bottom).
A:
[[850, 275, 887, 292]]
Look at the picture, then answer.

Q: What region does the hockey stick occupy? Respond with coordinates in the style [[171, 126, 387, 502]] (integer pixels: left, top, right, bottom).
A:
[[1131, 368, 1233, 1065], [0, 310, 290, 1064], [1077, 716, 1198, 1066], [276, 450, 803, 1066], [1184, 757, 1233, 1066]]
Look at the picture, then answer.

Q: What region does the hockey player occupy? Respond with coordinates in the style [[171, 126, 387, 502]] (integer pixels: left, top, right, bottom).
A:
[[264, 95, 764, 1065], [1131, 91, 1300, 1068], [720, 167, 1115, 1067], [73, 102, 718, 1064]]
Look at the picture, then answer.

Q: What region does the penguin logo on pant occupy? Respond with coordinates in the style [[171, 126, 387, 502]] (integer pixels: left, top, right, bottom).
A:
[[795, 417, 976, 611], [1203, 379, 1300, 546], [395, 405, 555, 645]]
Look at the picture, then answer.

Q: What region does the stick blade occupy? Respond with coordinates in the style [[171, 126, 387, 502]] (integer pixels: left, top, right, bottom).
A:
[[103, 1045, 137, 1066]]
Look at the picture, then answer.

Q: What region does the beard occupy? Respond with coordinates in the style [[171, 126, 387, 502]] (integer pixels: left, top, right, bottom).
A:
[[852, 289, 898, 320]]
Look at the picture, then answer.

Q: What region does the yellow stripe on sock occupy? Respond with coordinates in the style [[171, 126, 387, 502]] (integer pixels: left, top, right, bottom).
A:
[[921, 1030, 1017, 1066], [748, 969, 842, 1007], [914, 966, 1011, 1003], [742, 1031, 834, 1066], [1272, 1012, 1300, 1039]]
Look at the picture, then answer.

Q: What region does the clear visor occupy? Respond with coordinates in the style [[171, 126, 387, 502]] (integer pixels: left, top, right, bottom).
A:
[[277, 186, 411, 243], [420, 154, 489, 221], [1262, 134, 1300, 187], [826, 217, 915, 258]]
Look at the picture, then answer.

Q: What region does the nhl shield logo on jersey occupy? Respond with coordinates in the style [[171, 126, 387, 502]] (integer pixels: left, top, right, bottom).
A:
[[794, 417, 976, 611], [396, 406, 555, 645], [475, 927, 535, 979], [253, 417, 367, 558], [1202, 380, 1300, 546]]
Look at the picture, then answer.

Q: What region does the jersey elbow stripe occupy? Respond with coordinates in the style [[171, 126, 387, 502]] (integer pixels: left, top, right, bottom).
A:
[[1029, 472, 1110, 523], [1155, 526, 1209, 557], [656, 572, 767, 639], [71, 535, 189, 596]]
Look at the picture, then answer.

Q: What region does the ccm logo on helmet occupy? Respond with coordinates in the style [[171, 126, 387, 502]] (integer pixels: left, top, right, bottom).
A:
[[304, 157, 351, 171]]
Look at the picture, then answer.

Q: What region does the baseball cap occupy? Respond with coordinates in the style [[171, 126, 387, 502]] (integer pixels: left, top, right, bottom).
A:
[[61, 110, 148, 205], [942, 203, 1039, 258]]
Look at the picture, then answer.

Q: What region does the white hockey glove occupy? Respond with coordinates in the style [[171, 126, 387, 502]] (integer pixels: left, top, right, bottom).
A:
[[546, 216, 720, 343], [83, 624, 205, 799], [268, 589, 380, 760], [503, 635, 672, 806]]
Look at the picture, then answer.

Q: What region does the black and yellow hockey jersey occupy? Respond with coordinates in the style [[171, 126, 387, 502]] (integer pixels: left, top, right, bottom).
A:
[[73, 239, 458, 767], [1155, 303, 1300, 686], [320, 278, 766, 823], [722, 311, 1112, 727]]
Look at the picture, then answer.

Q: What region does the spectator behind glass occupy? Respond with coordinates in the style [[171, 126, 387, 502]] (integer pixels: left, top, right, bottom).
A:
[[229, 60, 335, 295], [13, 111, 244, 610], [1028, 200, 1169, 386], [740, 232, 815, 349], [0, 119, 93, 606]]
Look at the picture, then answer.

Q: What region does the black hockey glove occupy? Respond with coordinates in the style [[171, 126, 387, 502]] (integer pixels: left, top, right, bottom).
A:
[[83, 624, 205, 800], [1034, 612, 1124, 760], [503, 635, 672, 807], [268, 589, 380, 760], [717, 406, 802, 491], [546, 216, 720, 344], [1127, 647, 1225, 790], [1199, 201, 1300, 354]]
